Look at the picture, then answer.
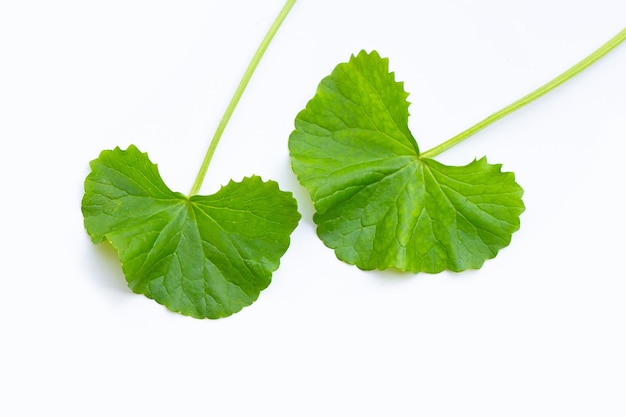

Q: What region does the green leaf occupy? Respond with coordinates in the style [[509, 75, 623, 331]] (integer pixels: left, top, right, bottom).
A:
[[82, 145, 300, 318], [289, 50, 524, 273]]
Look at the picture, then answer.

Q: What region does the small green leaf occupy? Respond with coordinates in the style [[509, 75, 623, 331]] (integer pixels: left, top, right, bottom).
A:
[[82, 145, 300, 318], [289, 51, 524, 273]]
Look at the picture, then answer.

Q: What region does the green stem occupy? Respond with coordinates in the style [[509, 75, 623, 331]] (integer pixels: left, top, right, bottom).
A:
[[188, 0, 297, 196], [420, 27, 626, 159]]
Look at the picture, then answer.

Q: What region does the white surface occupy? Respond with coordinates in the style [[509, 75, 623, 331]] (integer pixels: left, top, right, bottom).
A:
[[1, 1, 625, 415]]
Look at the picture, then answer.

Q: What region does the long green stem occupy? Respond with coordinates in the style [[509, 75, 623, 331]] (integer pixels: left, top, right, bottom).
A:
[[420, 27, 626, 159], [188, 0, 297, 196]]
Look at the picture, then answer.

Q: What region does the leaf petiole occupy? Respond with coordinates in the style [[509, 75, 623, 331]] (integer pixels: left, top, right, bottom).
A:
[[188, 0, 297, 197], [421, 26, 626, 159]]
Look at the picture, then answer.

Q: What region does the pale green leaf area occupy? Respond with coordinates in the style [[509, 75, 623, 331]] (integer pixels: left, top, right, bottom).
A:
[[82, 145, 300, 318], [290, 51, 525, 273]]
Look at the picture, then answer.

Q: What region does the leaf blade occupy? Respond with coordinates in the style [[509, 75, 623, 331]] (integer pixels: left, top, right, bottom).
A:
[[82, 146, 300, 318], [290, 51, 524, 273]]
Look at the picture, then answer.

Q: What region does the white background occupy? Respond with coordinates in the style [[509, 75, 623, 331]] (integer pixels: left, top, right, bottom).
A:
[[1, 1, 625, 415]]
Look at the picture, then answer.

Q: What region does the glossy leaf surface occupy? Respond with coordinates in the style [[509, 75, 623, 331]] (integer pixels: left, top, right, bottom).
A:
[[82, 145, 300, 318], [289, 51, 524, 273]]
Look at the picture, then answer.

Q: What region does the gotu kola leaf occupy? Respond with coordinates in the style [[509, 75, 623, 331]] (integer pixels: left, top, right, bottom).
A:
[[82, 145, 300, 318], [289, 50, 524, 273]]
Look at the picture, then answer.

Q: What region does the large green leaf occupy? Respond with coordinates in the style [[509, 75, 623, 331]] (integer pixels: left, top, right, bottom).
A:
[[289, 51, 524, 273], [82, 145, 300, 318]]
